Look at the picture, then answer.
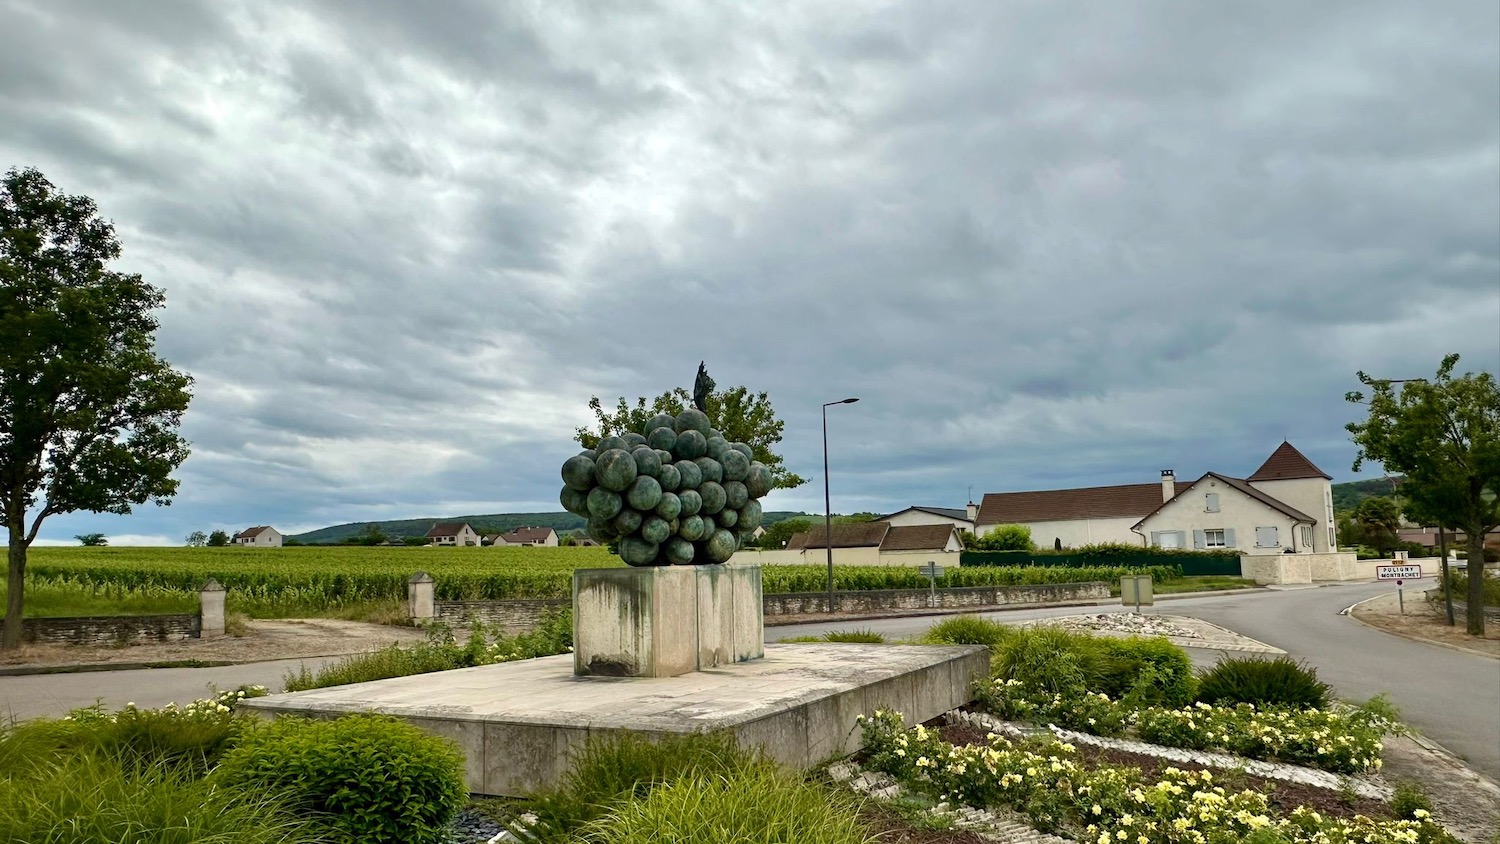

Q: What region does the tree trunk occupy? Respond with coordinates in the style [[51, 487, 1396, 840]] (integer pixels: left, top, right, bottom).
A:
[[1467, 532, 1487, 637], [3, 519, 27, 650]]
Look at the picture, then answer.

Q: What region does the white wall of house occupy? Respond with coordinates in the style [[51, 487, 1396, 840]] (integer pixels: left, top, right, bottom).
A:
[[978, 516, 1142, 549], [1248, 477, 1335, 552], [1138, 477, 1307, 555], [434, 525, 481, 547], [884, 510, 975, 533], [537, 531, 559, 547]]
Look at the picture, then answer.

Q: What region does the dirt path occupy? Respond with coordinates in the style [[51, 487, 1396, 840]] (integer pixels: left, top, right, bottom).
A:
[[1351, 592, 1499, 657], [0, 619, 429, 670]]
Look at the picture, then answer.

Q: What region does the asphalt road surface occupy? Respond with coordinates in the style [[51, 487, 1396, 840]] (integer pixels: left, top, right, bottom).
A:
[[774, 578, 1500, 781], [4, 580, 1496, 779]]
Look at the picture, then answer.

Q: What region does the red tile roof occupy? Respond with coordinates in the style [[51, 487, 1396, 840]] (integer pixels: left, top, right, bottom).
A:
[[426, 522, 471, 538], [786, 521, 891, 550], [502, 526, 556, 544], [977, 483, 1164, 525], [880, 524, 958, 552], [233, 526, 273, 539], [1247, 442, 1331, 481]]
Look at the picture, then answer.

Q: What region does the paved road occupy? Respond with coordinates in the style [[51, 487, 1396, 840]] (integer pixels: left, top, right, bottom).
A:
[[774, 578, 1500, 781], [0, 656, 345, 722]]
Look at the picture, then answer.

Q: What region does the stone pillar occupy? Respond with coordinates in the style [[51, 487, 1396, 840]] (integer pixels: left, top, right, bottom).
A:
[[408, 572, 435, 621], [199, 579, 226, 638], [573, 563, 764, 678]]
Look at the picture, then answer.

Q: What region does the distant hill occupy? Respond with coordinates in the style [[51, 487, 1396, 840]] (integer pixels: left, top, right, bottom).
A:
[[1332, 477, 1402, 512], [290, 510, 814, 544]]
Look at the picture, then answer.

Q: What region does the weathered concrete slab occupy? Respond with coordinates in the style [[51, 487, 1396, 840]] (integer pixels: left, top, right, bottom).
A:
[[240, 643, 988, 796], [572, 563, 763, 678]]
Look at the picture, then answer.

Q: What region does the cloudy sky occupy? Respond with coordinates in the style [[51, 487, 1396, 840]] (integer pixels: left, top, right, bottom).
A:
[[4, 1, 1497, 545]]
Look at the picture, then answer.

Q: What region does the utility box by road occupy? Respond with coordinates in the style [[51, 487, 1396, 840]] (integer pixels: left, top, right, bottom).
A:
[[1120, 575, 1154, 611]]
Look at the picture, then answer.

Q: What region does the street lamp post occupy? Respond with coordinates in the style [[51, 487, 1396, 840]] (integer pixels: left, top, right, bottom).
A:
[[823, 397, 859, 614]]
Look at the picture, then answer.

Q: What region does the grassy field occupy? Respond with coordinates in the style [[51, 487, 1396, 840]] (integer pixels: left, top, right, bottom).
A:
[[13, 546, 1184, 619]]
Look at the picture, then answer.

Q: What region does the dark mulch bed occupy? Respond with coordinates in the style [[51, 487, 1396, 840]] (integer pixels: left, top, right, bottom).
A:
[[858, 803, 996, 844], [933, 722, 1391, 821]]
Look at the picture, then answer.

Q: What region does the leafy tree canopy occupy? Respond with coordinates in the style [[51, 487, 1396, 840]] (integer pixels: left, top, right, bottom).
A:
[[184, 530, 207, 547], [754, 517, 812, 550], [1347, 353, 1499, 634], [575, 385, 805, 489], [1350, 496, 1402, 557], [2, 167, 192, 648], [972, 523, 1034, 552], [73, 532, 106, 546], [206, 530, 230, 547]]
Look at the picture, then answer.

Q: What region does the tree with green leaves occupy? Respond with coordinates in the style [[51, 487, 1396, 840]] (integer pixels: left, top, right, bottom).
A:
[[575, 384, 805, 489], [756, 517, 812, 550], [973, 523, 1034, 551], [2, 167, 192, 649], [73, 533, 107, 546], [206, 530, 230, 547], [1350, 496, 1402, 558], [184, 530, 207, 547], [1347, 354, 1499, 635]]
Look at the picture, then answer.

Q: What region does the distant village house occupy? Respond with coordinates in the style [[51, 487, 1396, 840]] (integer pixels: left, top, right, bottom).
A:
[[426, 522, 480, 547], [233, 526, 283, 547], [492, 526, 559, 547]]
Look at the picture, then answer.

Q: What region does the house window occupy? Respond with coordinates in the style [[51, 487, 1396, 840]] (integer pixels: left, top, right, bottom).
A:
[[1205, 493, 1220, 513], [1255, 526, 1279, 548], [1301, 526, 1312, 548], [1204, 529, 1226, 548]]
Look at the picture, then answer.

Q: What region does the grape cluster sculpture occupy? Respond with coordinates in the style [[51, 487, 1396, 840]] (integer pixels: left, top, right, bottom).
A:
[[561, 408, 771, 566]]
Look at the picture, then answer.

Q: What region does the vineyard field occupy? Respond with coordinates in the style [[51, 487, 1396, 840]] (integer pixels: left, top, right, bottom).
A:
[[19, 546, 1179, 617]]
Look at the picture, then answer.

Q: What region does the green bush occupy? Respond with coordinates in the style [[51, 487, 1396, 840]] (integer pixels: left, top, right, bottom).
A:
[[923, 615, 1013, 647], [991, 626, 1194, 706], [529, 731, 755, 836], [216, 714, 467, 844], [973, 524, 1034, 551], [1196, 655, 1332, 709], [1389, 781, 1434, 821], [1096, 635, 1196, 708], [576, 765, 872, 844]]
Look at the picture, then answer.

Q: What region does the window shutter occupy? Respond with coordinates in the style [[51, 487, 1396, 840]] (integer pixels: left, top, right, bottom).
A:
[[1224, 528, 1237, 548], [1205, 493, 1219, 513], [1193, 530, 1206, 550]]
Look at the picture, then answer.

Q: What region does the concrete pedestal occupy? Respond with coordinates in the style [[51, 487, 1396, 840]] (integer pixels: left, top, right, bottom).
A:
[[573, 563, 763, 678]]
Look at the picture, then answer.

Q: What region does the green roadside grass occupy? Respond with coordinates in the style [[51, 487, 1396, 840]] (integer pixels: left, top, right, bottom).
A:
[[0, 580, 198, 618], [1114, 575, 1259, 596]]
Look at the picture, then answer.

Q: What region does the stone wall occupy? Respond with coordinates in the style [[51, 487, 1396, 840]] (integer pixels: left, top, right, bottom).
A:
[[1, 613, 199, 646], [763, 581, 1110, 616], [435, 598, 569, 634]]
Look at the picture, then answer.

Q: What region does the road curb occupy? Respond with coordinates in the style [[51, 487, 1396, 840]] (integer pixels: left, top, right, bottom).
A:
[[1342, 592, 1498, 660], [0, 651, 360, 678]]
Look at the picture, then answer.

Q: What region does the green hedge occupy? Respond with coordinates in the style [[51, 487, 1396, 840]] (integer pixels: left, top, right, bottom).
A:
[[962, 543, 1241, 577]]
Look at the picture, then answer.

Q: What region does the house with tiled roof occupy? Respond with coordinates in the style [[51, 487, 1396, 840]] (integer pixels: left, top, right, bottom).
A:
[[493, 526, 559, 547], [975, 442, 1338, 555], [782, 521, 962, 565], [878, 505, 977, 534], [232, 526, 282, 547], [426, 522, 479, 547]]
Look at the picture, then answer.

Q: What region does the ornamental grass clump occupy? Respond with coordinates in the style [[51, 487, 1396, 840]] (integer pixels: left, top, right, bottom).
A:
[[1195, 655, 1332, 709], [992, 626, 1197, 709], [575, 764, 873, 844], [858, 709, 1452, 844], [923, 615, 1013, 647]]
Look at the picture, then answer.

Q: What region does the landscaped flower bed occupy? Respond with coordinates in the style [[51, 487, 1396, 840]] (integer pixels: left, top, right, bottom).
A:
[[858, 710, 1454, 844], [977, 678, 1394, 774]]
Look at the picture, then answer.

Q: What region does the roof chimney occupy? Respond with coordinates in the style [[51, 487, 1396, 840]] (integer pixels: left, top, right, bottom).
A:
[[966, 501, 978, 522], [1161, 469, 1176, 502]]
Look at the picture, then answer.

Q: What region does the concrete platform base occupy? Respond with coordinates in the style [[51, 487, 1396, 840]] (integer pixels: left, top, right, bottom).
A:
[[241, 642, 988, 796]]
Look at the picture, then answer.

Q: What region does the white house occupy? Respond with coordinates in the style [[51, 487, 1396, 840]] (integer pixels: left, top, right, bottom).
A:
[[777, 522, 964, 566], [232, 526, 282, 547], [493, 526, 559, 547], [426, 522, 480, 547], [878, 505, 977, 534], [975, 442, 1338, 556]]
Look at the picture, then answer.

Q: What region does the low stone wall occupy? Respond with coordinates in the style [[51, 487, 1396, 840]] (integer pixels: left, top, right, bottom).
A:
[[763, 581, 1109, 616], [434, 598, 569, 634], [0, 613, 200, 646], [1239, 555, 1313, 585]]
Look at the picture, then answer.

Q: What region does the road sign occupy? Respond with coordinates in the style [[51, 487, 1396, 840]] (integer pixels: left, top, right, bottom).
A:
[[918, 563, 945, 578], [1120, 574, 1154, 610], [1377, 564, 1422, 581]]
